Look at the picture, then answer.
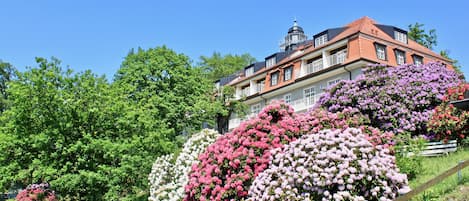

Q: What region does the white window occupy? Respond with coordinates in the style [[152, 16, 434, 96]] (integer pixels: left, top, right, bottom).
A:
[[251, 103, 261, 114], [314, 34, 328, 47], [413, 55, 423, 65], [271, 72, 279, 86], [266, 57, 276, 68], [328, 78, 341, 87], [242, 86, 250, 96], [395, 50, 406, 65], [284, 93, 292, 104], [245, 66, 254, 77], [394, 31, 407, 43], [284, 67, 292, 81], [304, 86, 316, 106], [256, 79, 265, 92], [375, 43, 386, 60]]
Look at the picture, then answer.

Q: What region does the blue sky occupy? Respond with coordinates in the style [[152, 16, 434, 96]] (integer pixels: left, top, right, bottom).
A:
[[1, 0, 468, 80]]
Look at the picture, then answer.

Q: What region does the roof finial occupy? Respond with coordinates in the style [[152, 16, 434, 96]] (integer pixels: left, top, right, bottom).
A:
[[293, 16, 298, 26]]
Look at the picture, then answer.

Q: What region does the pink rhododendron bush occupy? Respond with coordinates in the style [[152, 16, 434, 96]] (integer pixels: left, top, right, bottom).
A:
[[184, 102, 301, 201], [184, 102, 397, 201], [149, 129, 220, 201], [248, 128, 410, 201], [16, 183, 57, 201]]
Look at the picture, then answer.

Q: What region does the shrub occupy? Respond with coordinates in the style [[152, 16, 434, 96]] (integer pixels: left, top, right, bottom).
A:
[[427, 83, 469, 142], [248, 128, 410, 201], [184, 101, 301, 201], [317, 62, 462, 135], [184, 102, 395, 201], [16, 183, 56, 201], [148, 129, 220, 201], [393, 133, 426, 180]]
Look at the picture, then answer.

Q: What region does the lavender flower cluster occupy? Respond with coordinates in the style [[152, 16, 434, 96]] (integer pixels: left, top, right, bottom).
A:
[[248, 128, 410, 201], [317, 63, 462, 135]]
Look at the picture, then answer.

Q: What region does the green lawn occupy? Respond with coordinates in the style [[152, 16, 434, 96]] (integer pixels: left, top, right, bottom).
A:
[[408, 147, 469, 201]]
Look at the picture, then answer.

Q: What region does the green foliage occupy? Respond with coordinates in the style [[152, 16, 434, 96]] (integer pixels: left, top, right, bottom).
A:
[[0, 57, 176, 200], [409, 148, 469, 200], [198, 52, 255, 133], [198, 52, 256, 81], [440, 50, 464, 78], [408, 22, 437, 50], [0, 60, 16, 113], [394, 133, 427, 180], [114, 46, 220, 138]]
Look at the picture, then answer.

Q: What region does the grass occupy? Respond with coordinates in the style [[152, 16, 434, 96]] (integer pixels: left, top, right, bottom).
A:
[[408, 147, 469, 201]]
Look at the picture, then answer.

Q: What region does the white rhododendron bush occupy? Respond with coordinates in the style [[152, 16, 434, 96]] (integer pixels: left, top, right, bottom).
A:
[[148, 129, 220, 201], [248, 128, 410, 201]]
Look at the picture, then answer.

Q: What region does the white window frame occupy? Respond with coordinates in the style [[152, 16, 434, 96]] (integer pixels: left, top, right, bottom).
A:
[[394, 31, 407, 43], [375, 44, 386, 60], [245, 66, 254, 77], [413, 55, 423, 65], [327, 78, 341, 87], [304, 86, 316, 106], [251, 103, 261, 114], [314, 34, 328, 47], [271, 72, 279, 86], [284, 67, 292, 81], [266, 57, 276, 68], [256, 79, 265, 92], [395, 50, 405, 65], [284, 93, 292, 104]]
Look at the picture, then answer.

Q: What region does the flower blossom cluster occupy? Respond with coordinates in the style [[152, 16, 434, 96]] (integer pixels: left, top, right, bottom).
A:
[[427, 83, 469, 141], [148, 129, 220, 201], [16, 183, 57, 201], [248, 128, 410, 201], [298, 107, 394, 147], [317, 62, 462, 135], [184, 101, 301, 201]]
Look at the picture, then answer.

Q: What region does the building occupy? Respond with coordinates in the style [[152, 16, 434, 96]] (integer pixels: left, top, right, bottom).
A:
[[216, 16, 453, 130]]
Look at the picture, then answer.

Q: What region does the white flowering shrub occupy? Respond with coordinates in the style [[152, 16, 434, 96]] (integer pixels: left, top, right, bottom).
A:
[[148, 129, 220, 201], [248, 128, 410, 201]]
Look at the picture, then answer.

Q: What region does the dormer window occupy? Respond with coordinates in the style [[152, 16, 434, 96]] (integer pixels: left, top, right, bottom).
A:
[[314, 33, 328, 47], [412, 54, 423, 65], [266, 57, 276, 68], [284, 66, 293, 81], [270, 72, 279, 86], [245, 66, 254, 77], [394, 30, 407, 43], [394, 49, 406, 65]]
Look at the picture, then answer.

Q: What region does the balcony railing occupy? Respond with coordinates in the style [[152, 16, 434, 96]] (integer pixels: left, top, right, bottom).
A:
[[288, 93, 324, 112], [328, 50, 346, 66], [300, 50, 347, 78]]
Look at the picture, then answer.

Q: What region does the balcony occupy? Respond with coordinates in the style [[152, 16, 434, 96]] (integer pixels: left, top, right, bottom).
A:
[[288, 93, 324, 112], [300, 50, 347, 77], [328, 50, 346, 66]]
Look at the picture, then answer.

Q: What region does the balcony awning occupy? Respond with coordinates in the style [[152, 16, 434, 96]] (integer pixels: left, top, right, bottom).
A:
[[450, 99, 469, 111]]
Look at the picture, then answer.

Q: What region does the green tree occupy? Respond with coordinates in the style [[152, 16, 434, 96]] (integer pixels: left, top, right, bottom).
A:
[[408, 22, 463, 78], [0, 57, 174, 200], [0, 60, 16, 113], [199, 52, 256, 81], [114, 46, 219, 138], [440, 50, 464, 78], [198, 52, 255, 133], [408, 22, 437, 50]]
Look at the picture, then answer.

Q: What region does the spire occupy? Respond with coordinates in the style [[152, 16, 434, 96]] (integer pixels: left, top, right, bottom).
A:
[[280, 18, 307, 51]]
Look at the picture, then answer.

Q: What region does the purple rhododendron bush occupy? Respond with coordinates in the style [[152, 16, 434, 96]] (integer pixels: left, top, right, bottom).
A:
[[317, 62, 462, 135], [248, 128, 410, 201], [184, 101, 396, 201]]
